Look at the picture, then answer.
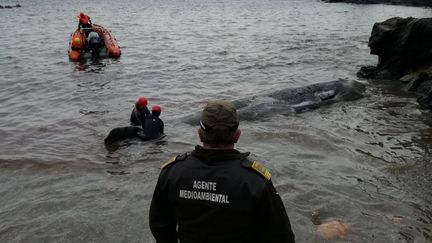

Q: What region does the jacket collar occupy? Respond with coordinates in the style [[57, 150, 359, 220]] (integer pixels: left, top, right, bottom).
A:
[[192, 145, 250, 162]]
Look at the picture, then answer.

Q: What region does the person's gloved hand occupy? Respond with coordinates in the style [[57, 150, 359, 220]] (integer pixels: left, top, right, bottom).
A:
[[136, 130, 147, 139]]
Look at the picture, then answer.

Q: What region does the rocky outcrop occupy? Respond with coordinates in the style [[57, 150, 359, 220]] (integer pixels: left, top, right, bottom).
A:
[[323, 0, 432, 7], [358, 17, 432, 109]]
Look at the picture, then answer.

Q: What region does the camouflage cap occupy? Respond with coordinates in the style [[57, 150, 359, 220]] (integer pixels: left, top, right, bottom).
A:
[[200, 100, 239, 143]]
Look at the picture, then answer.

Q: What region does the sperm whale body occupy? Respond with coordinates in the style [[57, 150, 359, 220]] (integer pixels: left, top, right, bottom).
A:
[[181, 79, 366, 125]]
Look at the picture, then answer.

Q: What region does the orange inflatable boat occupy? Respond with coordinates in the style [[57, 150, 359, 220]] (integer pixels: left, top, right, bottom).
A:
[[92, 24, 121, 58], [68, 23, 121, 61]]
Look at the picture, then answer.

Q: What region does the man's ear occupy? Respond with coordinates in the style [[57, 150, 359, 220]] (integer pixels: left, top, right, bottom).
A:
[[233, 129, 241, 143]]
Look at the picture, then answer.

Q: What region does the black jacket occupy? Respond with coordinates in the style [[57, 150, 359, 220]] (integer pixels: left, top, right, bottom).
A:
[[143, 114, 164, 138], [149, 146, 296, 243], [130, 107, 150, 127]]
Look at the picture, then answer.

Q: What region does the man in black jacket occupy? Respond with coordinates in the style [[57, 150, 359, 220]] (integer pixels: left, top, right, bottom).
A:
[[149, 100, 296, 243]]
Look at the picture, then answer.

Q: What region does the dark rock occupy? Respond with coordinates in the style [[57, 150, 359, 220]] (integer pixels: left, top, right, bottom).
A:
[[357, 66, 378, 79], [361, 17, 432, 79], [0, 5, 3, 9], [4, 5, 12, 8], [15, 4, 21, 7], [417, 80, 432, 109], [403, 72, 431, 91], [323, 0, 432, 7], [359, 17, 432, 109]]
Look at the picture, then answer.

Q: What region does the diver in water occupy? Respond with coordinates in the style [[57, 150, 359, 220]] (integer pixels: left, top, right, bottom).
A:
[[140, 105, 164, 139], [105, 104, 163, 144], [130, 96, 151, 127]]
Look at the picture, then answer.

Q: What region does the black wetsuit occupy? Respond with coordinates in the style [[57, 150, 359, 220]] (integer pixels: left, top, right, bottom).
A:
[[130, 107, 150, 127], [143, 113, 164, 139], [149, 146, 296, 243]]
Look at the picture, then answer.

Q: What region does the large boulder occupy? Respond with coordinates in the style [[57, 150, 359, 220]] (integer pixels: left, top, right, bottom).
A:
[[358, 17, 432, 109], [322, 0, 432, 7]]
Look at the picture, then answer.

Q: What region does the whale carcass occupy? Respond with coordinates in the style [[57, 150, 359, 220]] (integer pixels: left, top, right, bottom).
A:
[[182, 79, 366, 125]]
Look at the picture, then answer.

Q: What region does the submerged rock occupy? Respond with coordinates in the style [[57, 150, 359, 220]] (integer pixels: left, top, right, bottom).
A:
[[322, 0, 432, 7], [317, 219, 351, 240], [358, 17, 432, 109], [312, 210, 351, 240]]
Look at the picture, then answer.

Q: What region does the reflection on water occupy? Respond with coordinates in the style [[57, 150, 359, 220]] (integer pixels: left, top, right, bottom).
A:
[[74, 58, 108, 72], [105, 135, 168, 155]]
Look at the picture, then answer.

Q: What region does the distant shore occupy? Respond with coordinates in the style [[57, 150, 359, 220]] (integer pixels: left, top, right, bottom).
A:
[[0, 4, 21, 9], [322, 0, 432, 7]]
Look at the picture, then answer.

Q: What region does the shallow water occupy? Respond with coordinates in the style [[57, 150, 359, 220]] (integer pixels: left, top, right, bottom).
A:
[[1, 0, 431, 242]]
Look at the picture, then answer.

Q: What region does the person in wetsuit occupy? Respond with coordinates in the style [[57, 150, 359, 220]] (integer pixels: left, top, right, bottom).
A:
[[141, 105, 164, 139], [130, 96, 150, 127], [149, 100, 296, 243], [105, 104, 161, 144]]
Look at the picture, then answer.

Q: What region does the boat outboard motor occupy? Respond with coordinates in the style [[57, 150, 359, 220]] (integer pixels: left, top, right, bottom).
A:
[[87, 31, 103, 57]]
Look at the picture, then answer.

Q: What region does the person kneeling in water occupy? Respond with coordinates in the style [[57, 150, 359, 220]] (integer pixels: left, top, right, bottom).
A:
[[105, 104, 163, 144], [138, 105, 164, 140], [130, 96, 150, 127]]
